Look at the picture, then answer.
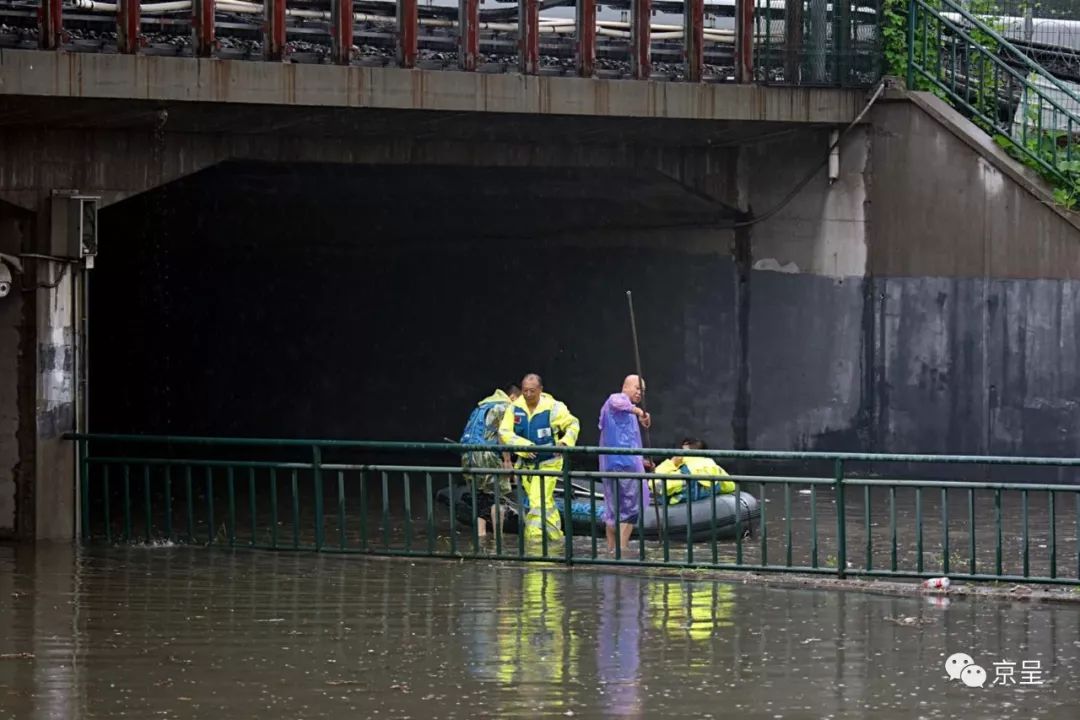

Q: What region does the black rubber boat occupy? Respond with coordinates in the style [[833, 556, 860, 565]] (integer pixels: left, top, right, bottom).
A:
[[436, 482, 760, 541]]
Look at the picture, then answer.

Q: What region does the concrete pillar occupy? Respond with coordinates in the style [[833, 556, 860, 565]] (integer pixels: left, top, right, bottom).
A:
[[0, 202, 31, 539], [31, 194, 89, 541], [729, 148, 753, 450]]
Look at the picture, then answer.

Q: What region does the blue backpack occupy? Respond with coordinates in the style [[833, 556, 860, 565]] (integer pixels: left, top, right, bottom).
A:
[[459, 401, 501, 445]]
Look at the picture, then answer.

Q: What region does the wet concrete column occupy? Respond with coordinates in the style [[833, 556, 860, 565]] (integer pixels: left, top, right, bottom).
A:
[[730, 148, 753, 451], [677, 146, 753, 450], [31, 193, 84, 541]]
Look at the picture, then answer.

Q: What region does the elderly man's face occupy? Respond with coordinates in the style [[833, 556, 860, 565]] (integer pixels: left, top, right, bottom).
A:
[[627, 379, 643, 404], [521, 378, 542, 406]]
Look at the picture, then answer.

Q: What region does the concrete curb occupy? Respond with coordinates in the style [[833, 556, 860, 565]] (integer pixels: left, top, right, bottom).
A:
[[356, 551, 1080, 606]]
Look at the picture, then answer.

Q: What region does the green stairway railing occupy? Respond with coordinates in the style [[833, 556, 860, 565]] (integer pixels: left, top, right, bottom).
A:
[[69, 433, 1080, 587], [908, 0, 1080, 194]]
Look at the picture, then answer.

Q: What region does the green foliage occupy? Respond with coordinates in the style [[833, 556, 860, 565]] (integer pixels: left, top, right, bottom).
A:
[[888, 0, 1080, 211], [994, 130, 1080, 210]]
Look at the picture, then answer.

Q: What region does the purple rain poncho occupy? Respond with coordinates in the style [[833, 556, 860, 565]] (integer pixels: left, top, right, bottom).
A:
[[598, 392, 650, 526]]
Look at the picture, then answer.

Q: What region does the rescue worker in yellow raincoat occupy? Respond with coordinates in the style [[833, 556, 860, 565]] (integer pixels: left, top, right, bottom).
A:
[[498, 373, 580, 543], [649, 438, 735, 504]]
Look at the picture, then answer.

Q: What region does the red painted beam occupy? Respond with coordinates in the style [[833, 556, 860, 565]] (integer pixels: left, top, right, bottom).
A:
[[575, 0, 595, 77], [117, 0, 141, 54], [458, 0, 479, 71], [264, 0, 286, 61], [735, 0, 753, 83], [518, 0, 539, 75], [192, 0, 216, 57], [397, 0, 417, 68], [683, 0, 703, 82], [38, 0, 62, 50], [331, 0, 353, 65], [630, 0, 651, 80]]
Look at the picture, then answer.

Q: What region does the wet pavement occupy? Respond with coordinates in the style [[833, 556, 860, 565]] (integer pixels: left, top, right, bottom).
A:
[[2, 544, 1080, 719]]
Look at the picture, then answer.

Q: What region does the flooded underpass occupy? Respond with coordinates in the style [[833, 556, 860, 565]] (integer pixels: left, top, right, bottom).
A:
[[2, 544, 1079, 719]]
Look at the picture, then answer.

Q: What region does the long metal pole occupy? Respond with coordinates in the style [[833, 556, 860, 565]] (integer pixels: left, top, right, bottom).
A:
[[626, 291, 663, 545]]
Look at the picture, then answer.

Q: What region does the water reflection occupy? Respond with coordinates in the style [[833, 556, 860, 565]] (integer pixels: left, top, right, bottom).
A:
[[597, 575, 643, 718], [2, 545, 1080, 719]]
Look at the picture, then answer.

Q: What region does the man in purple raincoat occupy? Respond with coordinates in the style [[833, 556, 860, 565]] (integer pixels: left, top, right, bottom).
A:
[[598, 374, 652, 554]]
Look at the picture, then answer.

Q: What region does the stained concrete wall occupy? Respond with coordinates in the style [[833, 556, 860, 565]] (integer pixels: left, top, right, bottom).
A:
[[739, 93, 1080, 460], [0, 203, 25, 536], [865, 95, 1080, 457]]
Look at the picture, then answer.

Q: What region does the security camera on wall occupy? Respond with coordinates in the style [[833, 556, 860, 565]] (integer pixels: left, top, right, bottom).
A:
[[0, 252, 22, 299]]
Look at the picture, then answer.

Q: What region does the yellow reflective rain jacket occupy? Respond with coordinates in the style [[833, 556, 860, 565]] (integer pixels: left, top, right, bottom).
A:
[[649, 456, 735, 499], [498, 392, 580, 542]]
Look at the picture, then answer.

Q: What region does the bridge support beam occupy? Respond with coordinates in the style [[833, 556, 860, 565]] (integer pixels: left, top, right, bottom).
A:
[[332, 0, 354, 65], [458, 0, 479, 71], [192, 0, 215, 57], [631, 0, 651, 80], [117, 0, 141, 54], [576, 0, 596, 77], [398, 0, 417, 68], [264, 0, 287, 61], [38, 0, 62, 50], [518, 0, 539, 74], [683, 0, 703, 82]]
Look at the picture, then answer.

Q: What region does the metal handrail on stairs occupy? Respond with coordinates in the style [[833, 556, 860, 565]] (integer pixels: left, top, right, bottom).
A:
[[908, 0, 1080, 190]]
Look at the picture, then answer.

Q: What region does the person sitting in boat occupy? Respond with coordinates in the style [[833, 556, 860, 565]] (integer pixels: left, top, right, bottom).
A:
[[649, 438, 735, 505], [459, 383, 520, 537]]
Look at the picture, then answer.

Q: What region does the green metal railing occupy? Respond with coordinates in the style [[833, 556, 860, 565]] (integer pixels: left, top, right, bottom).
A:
[[907, 0, 1080, 191], [70, 433, 1080, 586]]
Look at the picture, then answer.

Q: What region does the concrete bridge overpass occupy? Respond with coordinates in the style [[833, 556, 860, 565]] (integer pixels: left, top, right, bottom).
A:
[[1, 6, 1079, 544]]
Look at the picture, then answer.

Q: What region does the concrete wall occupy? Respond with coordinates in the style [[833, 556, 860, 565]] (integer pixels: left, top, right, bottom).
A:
[[0, 203, 26, 536], [865, 96, 1080, 457], [738, 94, 1080, 460]]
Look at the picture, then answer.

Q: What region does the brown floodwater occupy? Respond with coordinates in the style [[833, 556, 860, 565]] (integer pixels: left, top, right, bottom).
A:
[[1, 543, 1079, 719]]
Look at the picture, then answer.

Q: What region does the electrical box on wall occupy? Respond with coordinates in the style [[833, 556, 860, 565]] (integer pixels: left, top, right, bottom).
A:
[[50, 192, 99, 268]]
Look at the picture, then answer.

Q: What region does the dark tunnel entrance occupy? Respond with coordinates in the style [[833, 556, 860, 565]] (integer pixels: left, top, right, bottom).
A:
[[90, 161, 740, 449]]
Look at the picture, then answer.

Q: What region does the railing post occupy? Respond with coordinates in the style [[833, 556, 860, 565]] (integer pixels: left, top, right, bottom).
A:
[[906, 0, 917, 89], [264, 0, 287, 61], [38, 0, 63, 50], [518, 0, 540, 74], [631, 0, 651, 80], [192, 0, 216, 57], [576, 0, 596, 77], [834, 459, 846, 579], [562, 453, 573, 564], [117, 0, 141, 54], [735, 0, 753, 82], [458, 0, 479, 71], [683, 0, 703, 83], [79, 439, 90, 542], [313, 446, 324, 550], [331, 0, 354, 65], [397, 0, 417, 68]]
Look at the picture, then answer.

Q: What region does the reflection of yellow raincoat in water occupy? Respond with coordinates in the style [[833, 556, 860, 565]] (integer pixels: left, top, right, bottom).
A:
[[491, 570, 578, 710], [650, 581, 735, 650], [649, 456, 735, 501], [499, 393, 580, 543]]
